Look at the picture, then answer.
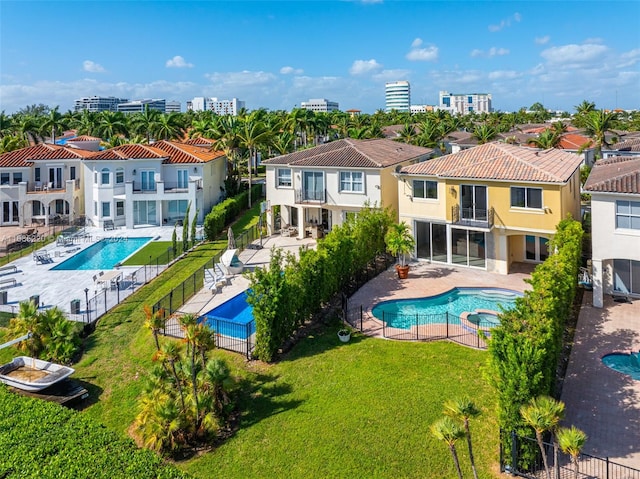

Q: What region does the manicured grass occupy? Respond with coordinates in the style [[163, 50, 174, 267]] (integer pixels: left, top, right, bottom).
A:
[[0, 311, 13, 329], [121, 241, 174, 265], [181, 330, 499, 479]]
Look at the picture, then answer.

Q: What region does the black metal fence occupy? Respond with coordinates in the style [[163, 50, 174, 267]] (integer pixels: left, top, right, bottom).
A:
[[343, 305, 494, 349], [154, 225, 260, 358], [500, 430, 640, 479]]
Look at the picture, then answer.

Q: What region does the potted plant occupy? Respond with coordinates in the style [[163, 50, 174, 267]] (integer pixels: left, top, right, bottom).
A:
[[385, 222, 415, 279], [337, 327, 351, 343]]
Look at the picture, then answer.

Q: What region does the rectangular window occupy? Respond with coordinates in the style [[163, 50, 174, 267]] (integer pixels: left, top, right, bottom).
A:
[[177, 169, 188, 188], [412, 179, 437, 199], [510, 187, 542, 209], [340, 171, 364, 192], [116, 200, 124, 216], [70, 166, 76, 180], [616, 200, 640, 230], [12, 173, 22, 184], [102, 202, 110, 217], [468, 96, 473, 103], [101, 169, 110, 185], [0, 173, 9, 185], [35, 167, 41, 182], [94, 171, 98, 184], [115, 169, 124, 184], [277, 168, 292, 187], [94, 201, 98, 216]]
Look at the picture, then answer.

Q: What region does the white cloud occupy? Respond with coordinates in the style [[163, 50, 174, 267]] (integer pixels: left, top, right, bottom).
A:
[[540, 43, 608, 66], [83, 60, 105, 73], [470, 47, 509, 58], [349, 59, 382, 75], [535, 36, 550, 45], [488, 70, 521, 80], [280, 66, 304, 75], [411, 38, 423, 48], [488, 12, 522, 32], [165, 55, 194, 68], [583, 37, 604, 44], [372, 69, 411, 83], [204, 70, 277, 87], [406, 45, 438, 62], [618, 48, 640, 68]]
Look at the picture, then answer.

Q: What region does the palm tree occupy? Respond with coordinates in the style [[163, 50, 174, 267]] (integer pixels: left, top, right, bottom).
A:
[[130, 106, 161, 143], [71, 110, 99, 137], [557, 426, 587, 479], [15, 114, 43, 145], [40, 307, 81, 363], [574, 100, 595, 116], [431, 417, 466, 479], [158, 341, 186, 412], [0, 111, 14, 138], [155, 112, 185, 141], [0, 134, 28, 154], [529, 129, 561, 149], [520, 395, 565, 479], [472, 124, 498, 144], [143, 304, 166, 351], [8, 300, 41, 357], [96, 111, 128, 140], [583, 110, 618, 158], [237, 116, 271, 207], [41, 106, 67, 144], [444, 397, 481, 479], [397, 123, 417, 143]]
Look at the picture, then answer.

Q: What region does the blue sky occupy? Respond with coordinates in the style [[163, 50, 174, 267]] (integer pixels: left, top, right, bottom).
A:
[[1, 1, 639, 115]]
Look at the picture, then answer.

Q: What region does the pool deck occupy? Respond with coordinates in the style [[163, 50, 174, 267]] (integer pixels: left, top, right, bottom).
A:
[[560, 292, 640, 469], [347, 260, 532, 338], [0, 225, 175, 316]]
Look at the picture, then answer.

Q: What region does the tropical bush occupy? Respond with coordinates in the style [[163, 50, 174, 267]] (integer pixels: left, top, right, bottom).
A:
[[247, 203, 393, 362], [203, 184, 262, 240], [0, 386, 190, 478], [7, 301, 82, 363], [135, 312, 235, 454], [485, 216, 583, 466]]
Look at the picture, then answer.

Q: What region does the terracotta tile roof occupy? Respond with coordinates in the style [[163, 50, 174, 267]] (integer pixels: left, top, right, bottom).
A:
[[558, 133, 593, 150], [400, 142, 583, 183], [86, 140, 224, 164], [583, 156, 640, 194], [262, 138, 432, 169], [612, 137, 640, 152], [182, 137, 217, 147], [0, 143, 94, 167]]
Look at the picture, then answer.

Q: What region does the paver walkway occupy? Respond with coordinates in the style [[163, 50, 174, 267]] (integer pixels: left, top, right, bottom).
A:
[[561, 292, 640, 469]]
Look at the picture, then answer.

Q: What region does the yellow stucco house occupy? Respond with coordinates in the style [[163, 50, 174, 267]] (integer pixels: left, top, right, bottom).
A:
[[396, 142, 583, 273]]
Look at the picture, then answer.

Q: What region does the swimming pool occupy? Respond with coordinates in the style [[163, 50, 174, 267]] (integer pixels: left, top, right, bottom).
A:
[[51, 237, 153, 270], [372, 287, 521, 330], [200, 290, 256, 340], [602, 352, 640, 380]]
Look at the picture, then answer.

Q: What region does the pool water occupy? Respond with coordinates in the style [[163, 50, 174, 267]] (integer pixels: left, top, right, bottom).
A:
[[468, 312, 500, 327], [200, 291, 255, 339], [372, 287, 521, 330], [602, 352, 640, 380], [51, 237, 152, 270]]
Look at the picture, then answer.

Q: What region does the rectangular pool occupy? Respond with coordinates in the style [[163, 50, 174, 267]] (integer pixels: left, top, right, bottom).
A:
[[51, 237, 153, 270], [200, 290, 256, 340]]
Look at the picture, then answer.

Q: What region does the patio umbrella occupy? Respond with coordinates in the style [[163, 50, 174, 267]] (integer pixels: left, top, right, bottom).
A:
[[227, 228, 236, 249]]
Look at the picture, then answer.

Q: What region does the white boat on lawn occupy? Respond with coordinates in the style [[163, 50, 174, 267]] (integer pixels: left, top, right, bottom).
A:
[[0, 356, 75, 392]]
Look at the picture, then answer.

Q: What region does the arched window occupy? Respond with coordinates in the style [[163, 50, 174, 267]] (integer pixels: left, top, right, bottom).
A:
[[101, 168, 110, 185]]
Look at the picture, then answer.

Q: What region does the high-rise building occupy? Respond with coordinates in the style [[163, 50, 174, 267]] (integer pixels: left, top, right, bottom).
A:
[[116, 99, 167, 114], [385, 81, 411, 112], [439, 91, 492, 115], [300, 99, 339, 112], [74, 96, 128, 112], [186, 97, 245, 116]]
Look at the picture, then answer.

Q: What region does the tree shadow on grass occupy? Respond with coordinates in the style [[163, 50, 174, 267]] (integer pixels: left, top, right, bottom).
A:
[[235, 372, 302, 429]]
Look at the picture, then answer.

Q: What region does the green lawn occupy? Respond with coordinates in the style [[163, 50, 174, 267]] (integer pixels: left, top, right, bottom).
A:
[[121, 241, 175, 265], [181, 331, 499, 479]]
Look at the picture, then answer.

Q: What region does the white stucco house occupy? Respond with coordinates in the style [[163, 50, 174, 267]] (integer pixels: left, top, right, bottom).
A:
[[584, 156, 640, 307], [83, 140, 226, 229], [261, 138, 433, 239]]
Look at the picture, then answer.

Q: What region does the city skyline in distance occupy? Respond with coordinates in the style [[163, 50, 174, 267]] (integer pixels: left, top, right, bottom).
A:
[[1, 1, 639, 115]]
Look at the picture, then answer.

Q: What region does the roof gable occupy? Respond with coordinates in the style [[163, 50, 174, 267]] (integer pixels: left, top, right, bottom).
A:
[[0, 143, 94, 167]]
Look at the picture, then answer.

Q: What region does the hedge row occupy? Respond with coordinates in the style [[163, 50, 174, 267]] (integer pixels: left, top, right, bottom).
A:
[[203, 184, 263, 241], [247, 204, 393, 362], [485, 216, 583, 464], [0, 387, 191, 479]]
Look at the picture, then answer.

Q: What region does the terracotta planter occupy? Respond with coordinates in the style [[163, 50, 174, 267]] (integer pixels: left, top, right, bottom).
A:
[[395, 264, 410, 279]]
